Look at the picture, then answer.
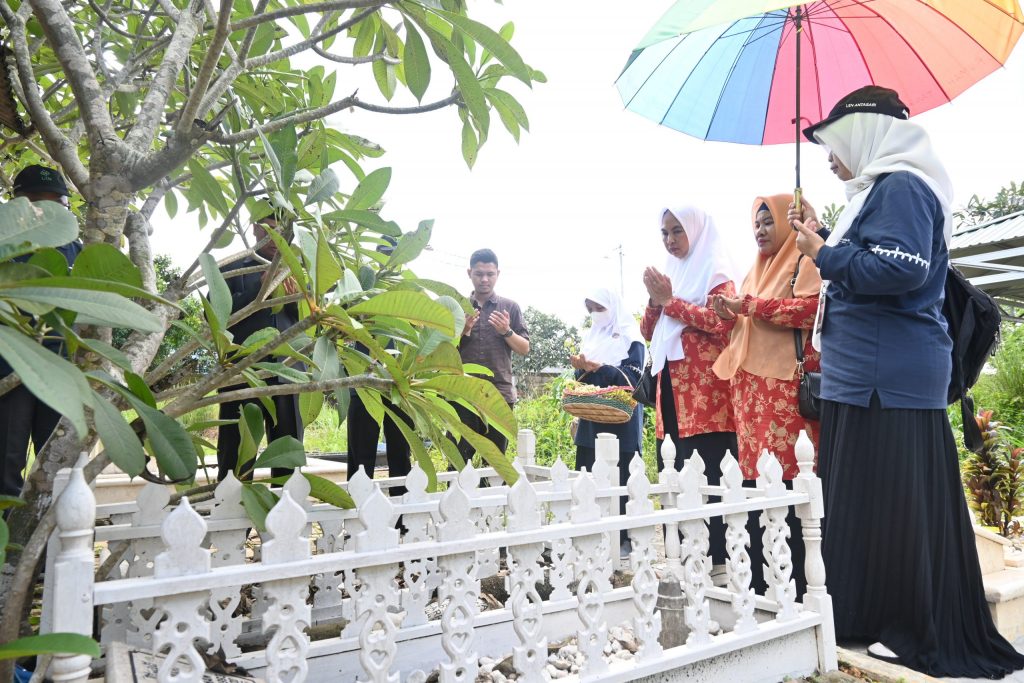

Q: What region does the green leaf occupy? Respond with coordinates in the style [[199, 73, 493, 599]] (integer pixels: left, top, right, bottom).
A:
[[1, 287, 163, 332], [91, 392, 145, 477], [336, 269, 364, 304], [0, 517, 6, 566], [450, 419, 518, 484], [0, 327, 89, 436], [383, 403, 438, 489], [269, 125, 298, 189], [313, 335, 340, 380], [253, 435, 306, 470], [200, 253, 232, 329], [461, 121, 478, 168], [372, 58, 397, 101], [321, 209, 400, 235], [125, 371, 157, 408], [165, 189, 178, 219], [402, 20, 431, 101], [349, 290, 454, 334], [238, 402, 265, 472], [240, 483, 277, 531], [263, 228, 309, 291], [304, 473, 354, 508], [70, 244, 143, 288], [28, 248, 70, 276], [416, 340, 464, 374], [348, 167, 392, 211], [0, 277, 179, 308], [80, 338, 132, 371], [386, 219, 432, 269], [0, 495, 25, 511], [486, 88, 529, 130], [239, 327, 279, 355], [422, 374, 515, 437], [187, 160, 229, 217], [435, 34, 488, 133], [126, 397, 197, 481], [300, 390, 324, 425], [0, 197, 79, 251], [436, 10, 532, 85], [256, 125, 283, 190], [315, 231, 342, 297], [305, 169, 340, 206], [0, 633, 101, 661]]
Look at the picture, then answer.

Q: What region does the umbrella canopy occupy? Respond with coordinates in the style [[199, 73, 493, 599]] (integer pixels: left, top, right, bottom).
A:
[[617, 0, 1024, 146]]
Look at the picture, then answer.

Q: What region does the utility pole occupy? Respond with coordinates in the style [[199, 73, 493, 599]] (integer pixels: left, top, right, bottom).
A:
[[616, 244, 624, 297]]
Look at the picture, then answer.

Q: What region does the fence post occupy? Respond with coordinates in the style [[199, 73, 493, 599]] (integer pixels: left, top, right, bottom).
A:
[[516, 428, 535, 469], [571, 471, 610, 676], [793, 431, 837, 672], [757, 450, 798, 621], [48, 454, 96, 683], [626, 454, 663, 660]]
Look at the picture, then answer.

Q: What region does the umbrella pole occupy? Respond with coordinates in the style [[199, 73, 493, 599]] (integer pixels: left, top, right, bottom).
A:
[[794, 6, 803, 213]]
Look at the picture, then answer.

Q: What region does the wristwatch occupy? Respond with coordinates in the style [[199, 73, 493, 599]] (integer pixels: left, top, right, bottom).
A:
[[502, 329, 514, 338]]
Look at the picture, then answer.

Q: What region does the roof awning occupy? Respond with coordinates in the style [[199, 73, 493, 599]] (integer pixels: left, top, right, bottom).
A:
[[950, 210, 1024, 320]]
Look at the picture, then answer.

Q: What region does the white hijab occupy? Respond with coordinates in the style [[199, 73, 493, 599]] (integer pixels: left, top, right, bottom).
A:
[[580, 287, 645, 366], [648, 205, 736, 374], [811, 113, 954, 349]]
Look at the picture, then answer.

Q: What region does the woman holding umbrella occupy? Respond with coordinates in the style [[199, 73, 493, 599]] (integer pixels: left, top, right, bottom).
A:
[[790, 85, 1024, 677]]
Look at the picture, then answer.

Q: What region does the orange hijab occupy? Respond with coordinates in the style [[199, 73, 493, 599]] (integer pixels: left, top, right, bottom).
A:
[[712, 194, 822, 381]]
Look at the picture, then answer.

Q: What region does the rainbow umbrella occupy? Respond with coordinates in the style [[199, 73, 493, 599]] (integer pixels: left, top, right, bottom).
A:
[[617, 0, 1024, 200]]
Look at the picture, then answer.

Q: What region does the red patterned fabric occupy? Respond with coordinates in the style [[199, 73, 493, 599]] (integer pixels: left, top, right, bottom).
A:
[[730, 294, 821, 479], [641, 282, 736, 440]]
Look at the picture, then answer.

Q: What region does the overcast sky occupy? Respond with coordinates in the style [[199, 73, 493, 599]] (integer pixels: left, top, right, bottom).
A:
[[151, 1, 1024, 328]]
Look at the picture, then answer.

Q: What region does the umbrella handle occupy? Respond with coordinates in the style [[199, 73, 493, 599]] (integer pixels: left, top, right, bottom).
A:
[[793, 187, 802, 217]]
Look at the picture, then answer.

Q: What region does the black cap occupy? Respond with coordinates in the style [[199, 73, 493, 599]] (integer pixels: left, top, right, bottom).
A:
[[376, 234, 399, 255], [803, 86, 910, 143], [12, 165, 70, 196]]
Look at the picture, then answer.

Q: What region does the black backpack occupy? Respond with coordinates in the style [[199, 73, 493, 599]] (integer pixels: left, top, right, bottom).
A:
[[943, 264, 1002, 452]]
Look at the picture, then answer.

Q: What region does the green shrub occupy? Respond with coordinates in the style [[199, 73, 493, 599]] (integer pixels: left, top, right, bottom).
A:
[[513, 376, 660, 482]]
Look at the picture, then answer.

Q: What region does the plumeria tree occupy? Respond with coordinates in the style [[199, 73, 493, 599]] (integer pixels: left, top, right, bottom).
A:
[[0, 0, 538, 661]]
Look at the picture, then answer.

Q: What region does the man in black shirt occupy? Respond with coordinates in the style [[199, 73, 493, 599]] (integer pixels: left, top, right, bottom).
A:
[[0, 165, 82, 496], [215, 214, 303, 481]]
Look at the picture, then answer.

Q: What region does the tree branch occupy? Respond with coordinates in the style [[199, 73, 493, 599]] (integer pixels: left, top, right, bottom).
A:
[[0, 3, 90, 193], [126, 0, 204, 149], [245, 3, 385, 69], [312, 47, 399, 65], [230, 0, 388, 32], [143, 292, 303, 385], [188, 374, 393, 410], [211, 92, 461, 145], [177, 0, 234, 134], [27, 0, 130, 167], [163, 311, 325, 418]]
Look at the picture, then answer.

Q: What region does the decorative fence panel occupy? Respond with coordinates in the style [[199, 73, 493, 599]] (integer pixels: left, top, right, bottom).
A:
[[43, 429, 836, 683]]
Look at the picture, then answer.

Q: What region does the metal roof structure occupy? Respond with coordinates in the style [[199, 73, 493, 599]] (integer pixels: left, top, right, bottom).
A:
[[950, 210, 1024, 318]]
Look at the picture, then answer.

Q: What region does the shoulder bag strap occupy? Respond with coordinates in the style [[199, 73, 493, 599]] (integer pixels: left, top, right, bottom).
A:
[[791, 254, 806, 372]]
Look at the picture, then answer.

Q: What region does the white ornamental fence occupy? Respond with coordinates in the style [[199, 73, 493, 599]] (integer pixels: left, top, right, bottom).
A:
[[41, 429, 836, 683]]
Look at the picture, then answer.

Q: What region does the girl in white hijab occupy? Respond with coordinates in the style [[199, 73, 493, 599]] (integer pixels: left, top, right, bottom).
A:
[[569, 286, 646, 559], [790, 86, 1024, 678], [640, 205, 739, 578]]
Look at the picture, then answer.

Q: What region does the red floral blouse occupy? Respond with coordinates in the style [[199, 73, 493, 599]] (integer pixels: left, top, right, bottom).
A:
[[729, 294, 821, 480], [641, 282, 737, 441]]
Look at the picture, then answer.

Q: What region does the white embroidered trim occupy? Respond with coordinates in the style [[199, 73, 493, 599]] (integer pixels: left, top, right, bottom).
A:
[[869, 245, 930, 269]]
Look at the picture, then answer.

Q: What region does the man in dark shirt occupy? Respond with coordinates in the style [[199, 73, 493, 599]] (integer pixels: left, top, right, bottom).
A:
[[455, 248, 530, 458], [346, 236, 412, 495], [215, 214, 303, 481], [0, 165, 83, 496]]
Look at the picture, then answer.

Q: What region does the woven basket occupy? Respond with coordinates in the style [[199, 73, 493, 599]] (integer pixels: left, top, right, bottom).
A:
[[561, 385, 637, 424]]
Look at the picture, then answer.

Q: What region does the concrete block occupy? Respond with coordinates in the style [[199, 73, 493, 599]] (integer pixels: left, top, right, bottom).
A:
[[982, 567, 1024, 642], [975, 526, 1009, 575]]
